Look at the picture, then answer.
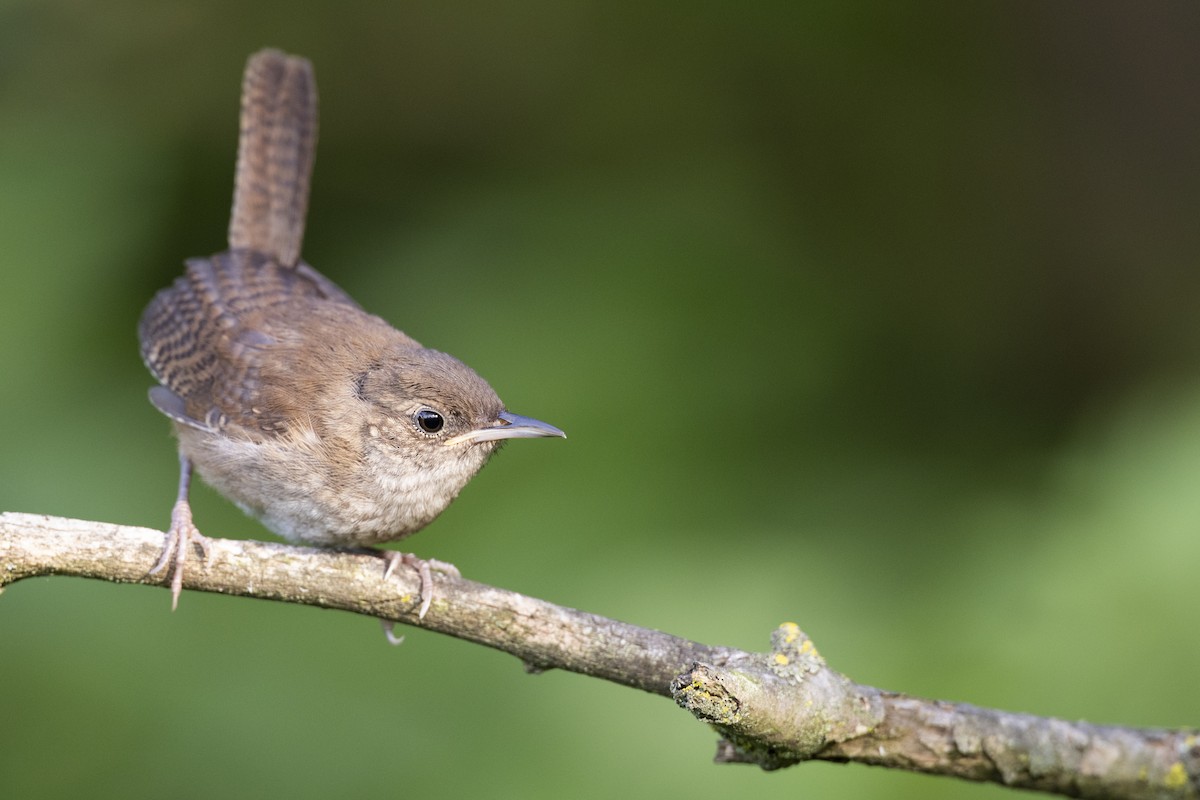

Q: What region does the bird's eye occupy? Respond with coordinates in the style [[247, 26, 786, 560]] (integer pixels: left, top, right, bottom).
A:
[[415, 408, 445, 434]]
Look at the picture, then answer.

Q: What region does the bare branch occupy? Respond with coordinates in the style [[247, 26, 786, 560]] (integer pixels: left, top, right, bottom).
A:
[[1, 512, 1196, 799]]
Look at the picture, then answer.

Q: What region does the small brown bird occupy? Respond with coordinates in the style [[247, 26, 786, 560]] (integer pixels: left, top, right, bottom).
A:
[[139, 49, 563, 619]]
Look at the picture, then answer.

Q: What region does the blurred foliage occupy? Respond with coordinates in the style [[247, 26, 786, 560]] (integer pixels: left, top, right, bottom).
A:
[[2, 2, 1199, 799]]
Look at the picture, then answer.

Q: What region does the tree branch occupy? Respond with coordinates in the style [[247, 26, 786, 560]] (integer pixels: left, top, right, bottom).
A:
[[2, 512, 1196, 799]]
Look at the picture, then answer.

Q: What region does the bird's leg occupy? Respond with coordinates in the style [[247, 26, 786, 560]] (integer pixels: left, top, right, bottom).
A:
[[380, 551, 461, 623], [149, 453, 211, 610]]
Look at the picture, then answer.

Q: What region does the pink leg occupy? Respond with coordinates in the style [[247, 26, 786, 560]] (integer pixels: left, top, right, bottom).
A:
[[148, 453, 211, 610]]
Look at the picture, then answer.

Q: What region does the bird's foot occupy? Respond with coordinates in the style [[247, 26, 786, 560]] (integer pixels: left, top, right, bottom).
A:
[[149, 498, 211, 610], [381, 551, 460, 621]]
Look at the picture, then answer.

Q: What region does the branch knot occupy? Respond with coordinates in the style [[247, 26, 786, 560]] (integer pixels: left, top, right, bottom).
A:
[[671, 624, 885, 769]]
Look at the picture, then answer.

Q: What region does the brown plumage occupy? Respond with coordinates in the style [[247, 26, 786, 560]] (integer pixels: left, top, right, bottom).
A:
[[227, 51, 316, 266], [139, 49, 563, 619]]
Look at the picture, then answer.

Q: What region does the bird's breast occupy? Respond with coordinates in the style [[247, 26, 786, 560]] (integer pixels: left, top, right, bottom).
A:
[[177, 421, 491, 547]]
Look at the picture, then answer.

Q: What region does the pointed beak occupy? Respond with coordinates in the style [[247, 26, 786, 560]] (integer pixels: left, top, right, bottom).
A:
[[448, 411, 566, 445]]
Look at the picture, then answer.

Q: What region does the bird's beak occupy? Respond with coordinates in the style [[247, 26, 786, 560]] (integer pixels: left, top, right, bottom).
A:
[[448, 411, 566, 445]]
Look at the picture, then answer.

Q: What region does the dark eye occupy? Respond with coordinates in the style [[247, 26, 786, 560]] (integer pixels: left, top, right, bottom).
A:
[[415, 408, 445, 434]]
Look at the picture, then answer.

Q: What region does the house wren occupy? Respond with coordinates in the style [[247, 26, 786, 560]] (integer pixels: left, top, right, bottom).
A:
[[139, 49, 563, 618]]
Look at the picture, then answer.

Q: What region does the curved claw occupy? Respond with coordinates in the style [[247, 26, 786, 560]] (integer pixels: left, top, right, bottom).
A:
[[380, 619, 405, 646]]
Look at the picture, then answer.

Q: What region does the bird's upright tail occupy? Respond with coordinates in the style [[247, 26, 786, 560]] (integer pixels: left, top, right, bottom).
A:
[[227, 48, 317, 268]]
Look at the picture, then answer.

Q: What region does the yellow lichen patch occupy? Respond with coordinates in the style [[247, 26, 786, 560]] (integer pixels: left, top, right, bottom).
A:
[[780, 622, 801, 643], [1164, 761, 1187, 789], [774, 653, 790, 666]]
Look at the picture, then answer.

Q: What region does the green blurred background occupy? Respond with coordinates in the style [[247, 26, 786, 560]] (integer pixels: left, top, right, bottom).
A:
[[2, 2, 1198, 798]]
